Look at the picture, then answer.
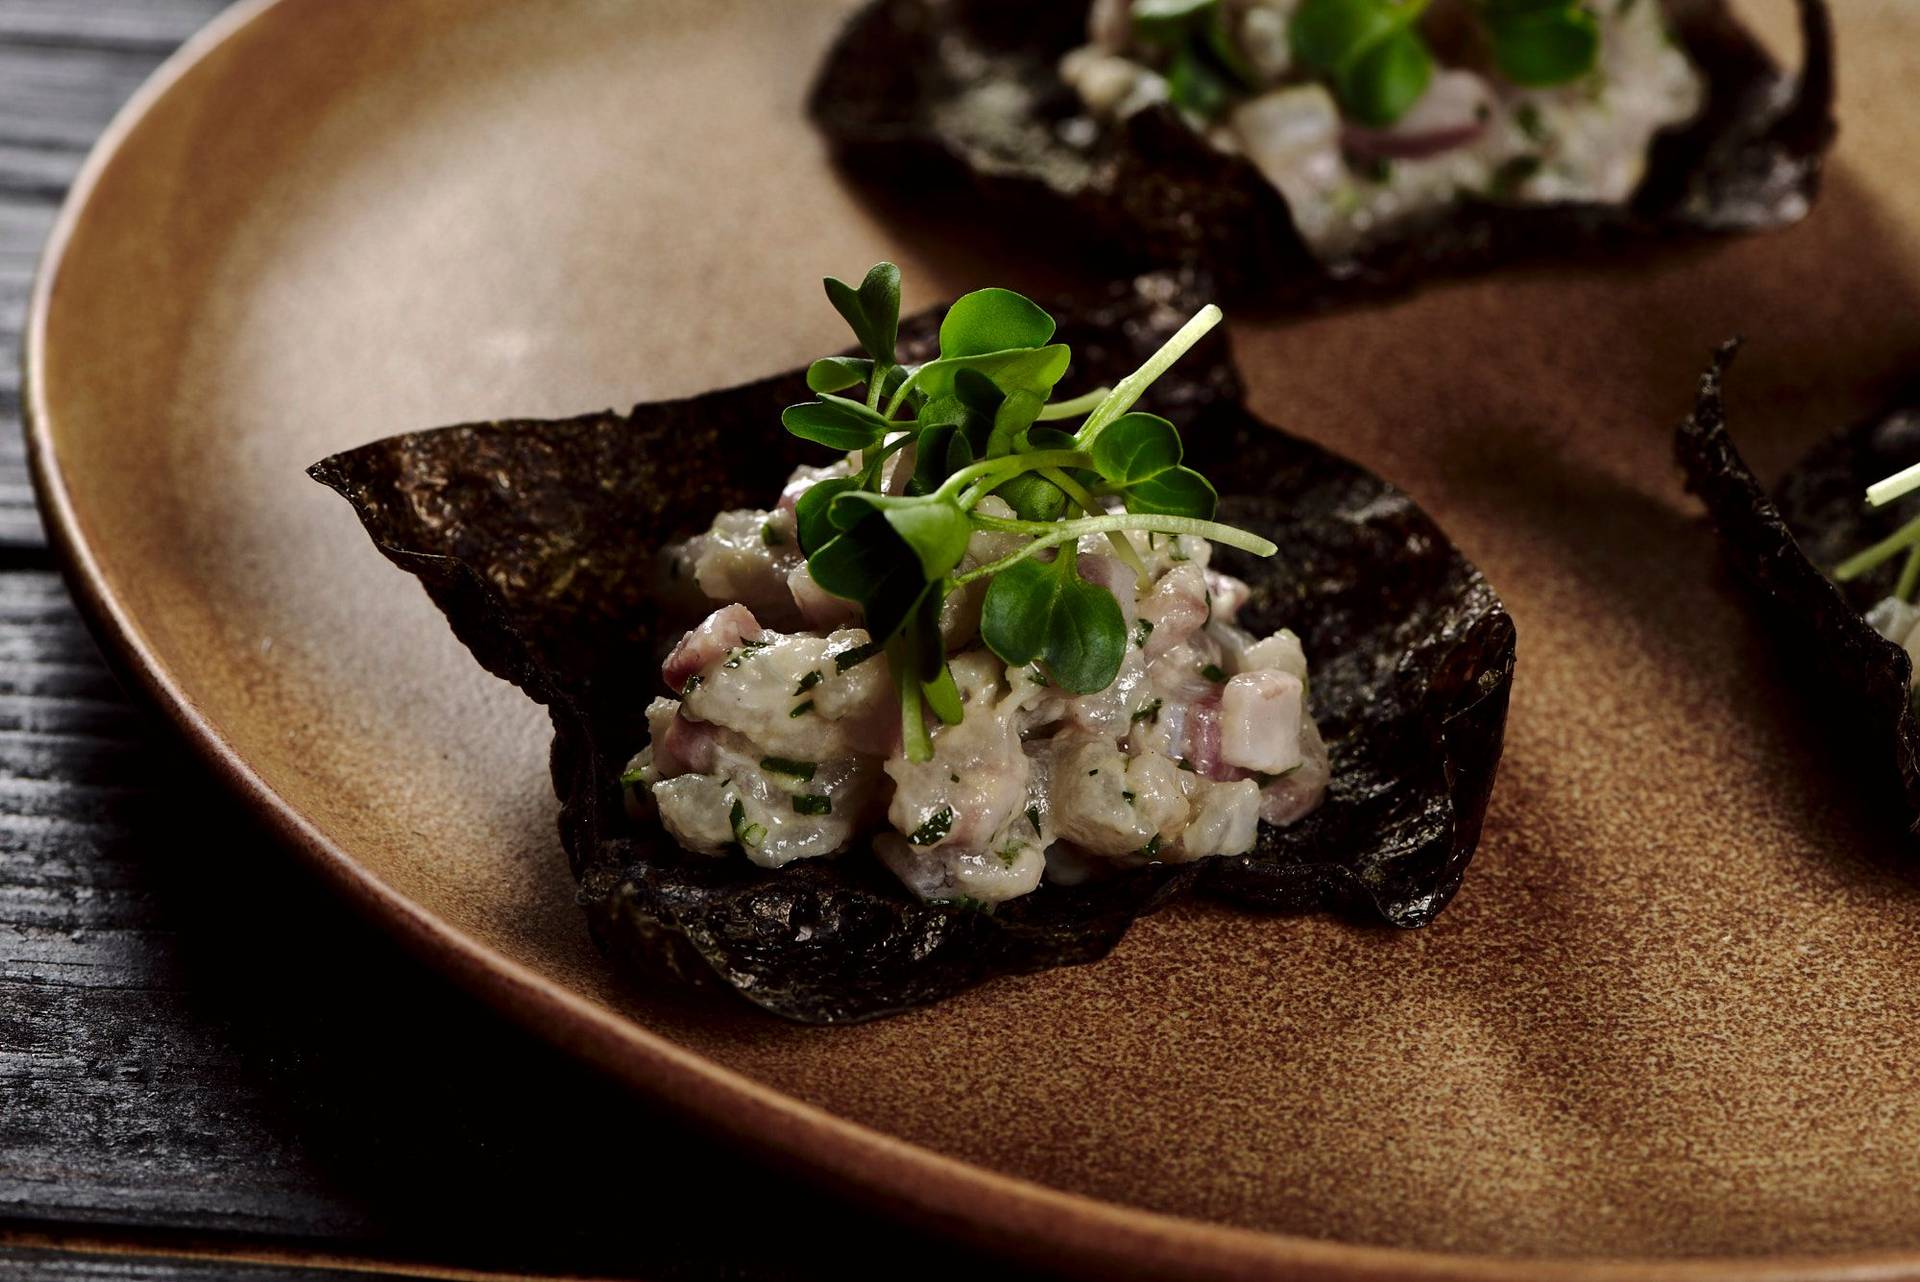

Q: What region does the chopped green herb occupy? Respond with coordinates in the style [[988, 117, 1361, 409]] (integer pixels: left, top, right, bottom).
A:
[[1132, 698, 1163, 723], [1028, 664, 1049, 685], [995, 842, 1023, 868], [1088, 768, 1100, 776], [760, 756, 817, 781], [1200, 663, 1229, 683], [1140, 834, 1163, 858], [789, 700, 815, 718], [680, 675, 703, 698], [729, 798, 767, 849], [619, 766, 647, 787], [794, 670, 823, 695], [723, 639, 772, 669], [792, 794, 832, 816], [1178, 758, 1197, 773], [1122, 790, 1137, 804], [1515, 101, 1546, 143], [834, 640, 882, 672], [1026, 804, 1043, 834], [1132, 618, 1154, 648], [909, 806, 955, 846], [1489, 154, 1544, 199], [761, 522, 786, 547]]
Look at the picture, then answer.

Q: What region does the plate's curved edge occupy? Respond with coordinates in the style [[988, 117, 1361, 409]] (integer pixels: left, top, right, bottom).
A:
[[17, 4, 1920, 1281]]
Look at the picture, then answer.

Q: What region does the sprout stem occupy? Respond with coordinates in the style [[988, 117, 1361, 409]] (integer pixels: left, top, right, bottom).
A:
[[946, 450, 1093, 507], [1868, 462, 1920, 508], [1036, 387, 1111, 420], [1834, 513, 1920, 582], [1079, 305, 1224, 440], [1900, 544, 1920, 603], [1040, 465, 1151, 581], [955, 513, 1277, 585]]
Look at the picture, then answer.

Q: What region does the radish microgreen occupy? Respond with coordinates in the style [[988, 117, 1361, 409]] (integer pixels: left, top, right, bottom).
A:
[[782, 264, 1277, 761], [1131, 0, 1600, 128]]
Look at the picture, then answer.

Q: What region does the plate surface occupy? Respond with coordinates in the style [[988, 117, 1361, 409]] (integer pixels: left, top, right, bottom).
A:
[[26, 0, 1920, 1277]]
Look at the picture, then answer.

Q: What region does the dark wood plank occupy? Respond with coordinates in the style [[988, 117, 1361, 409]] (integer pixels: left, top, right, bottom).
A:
[[0, 2, 232, 552], [0, 1246, 368, 1282], [0, 569, 1031, 1279]]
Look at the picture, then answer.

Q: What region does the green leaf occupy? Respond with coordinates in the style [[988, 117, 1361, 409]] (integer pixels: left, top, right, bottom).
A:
[[806, 357, 908, 398], [910, 345, 1073, 404], [938, 287, 1055, 359], [992, 472, 1068, 523], [829, 492, 972, 581], [809, 517, 932, 642], [985, 390, 1046, 459], [1090, 412, 1183, 485], [1484, 4, 1599, 86], [1125, 465, 1218, 519], [1343, 25, 1432, 125], [1291, 0, 1401, 77], [824, 262, 902, 365], [1290, 0, 1434, 126], [781, 395, 893, 452], [979, 553, 1127, 695], [795, 476, 860, 555], [1169, 45, 1236, 118]]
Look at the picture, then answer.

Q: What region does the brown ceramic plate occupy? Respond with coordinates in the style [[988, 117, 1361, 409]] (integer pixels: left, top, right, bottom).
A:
[[25, 1, 1920, 1278]]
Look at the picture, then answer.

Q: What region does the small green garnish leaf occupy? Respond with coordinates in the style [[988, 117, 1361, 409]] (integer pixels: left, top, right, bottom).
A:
[[761, 521, 785, 548], [1480, 0, 1600, 88], [1132, 698, 1163, 722], [619, 766, 647, 786], [1026, 804, 1043, 834], [1133, 618, 1154, 648], [781, 395, 893, 453], [938, 287, 1056, 359], [1140, 834, 1163, 858], [794, 670, 823, 695], [1200, 662, 1229, 683], [789, 700, 815, 718], [792, 794, 832, 816], [979, 549, 1127, 695], [723, 639, 771, 669], [834, 640, 882, 672], [824, 261, 902, 367], [1290, 0, 1434, 127], [760, 756, 817, 781], [1090, 412, 1183, 486], [680, 675, 703, 698], [729, 798, 767, 849], [1124, 466, 1219, 520], [909, 806, 955, 846]]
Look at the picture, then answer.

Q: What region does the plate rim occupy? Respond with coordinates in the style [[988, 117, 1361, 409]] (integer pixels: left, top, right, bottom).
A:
[[20, 2, 1920, 1278]]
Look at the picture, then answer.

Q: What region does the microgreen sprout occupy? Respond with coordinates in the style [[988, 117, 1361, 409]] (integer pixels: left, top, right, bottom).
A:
[[1835, 462, 1920, 604], [781, 264, 1277, 762], [1128, 0, 1599, 129]]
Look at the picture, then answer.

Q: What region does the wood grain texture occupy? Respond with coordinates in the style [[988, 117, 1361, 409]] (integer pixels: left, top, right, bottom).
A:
[[0, 567, 1025, 1275], [1, 0, 232, 551]]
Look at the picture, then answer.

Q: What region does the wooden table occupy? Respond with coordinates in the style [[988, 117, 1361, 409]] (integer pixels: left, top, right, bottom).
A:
[[0, 6, 1035, 1278]]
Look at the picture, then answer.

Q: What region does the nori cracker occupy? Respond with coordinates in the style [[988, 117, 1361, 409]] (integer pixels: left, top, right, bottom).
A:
[[1676, 344, 1920, 833], [808, 0, 1835, 301], [310, 286, 1515, 1022]]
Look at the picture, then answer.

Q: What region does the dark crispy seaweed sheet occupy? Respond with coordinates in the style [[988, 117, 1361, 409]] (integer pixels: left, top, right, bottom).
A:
[[309, 286, 1514, 1022], [809, 0, 1835, 301], [1676, 345, 1920, 832]]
